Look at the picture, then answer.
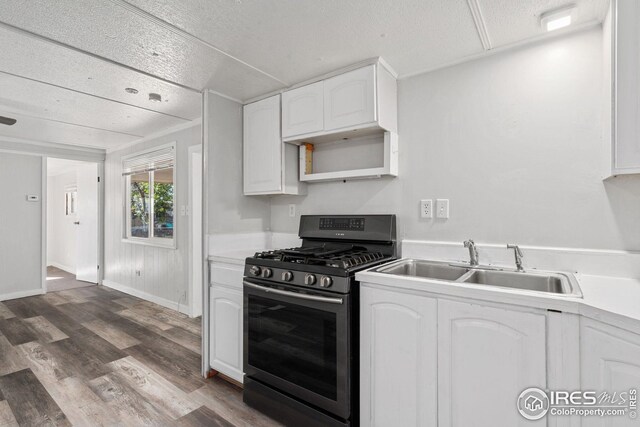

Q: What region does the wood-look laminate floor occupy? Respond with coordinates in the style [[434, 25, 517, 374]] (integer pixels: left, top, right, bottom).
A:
[[0, 286, 282, 427], [46, 266, 95, 293]]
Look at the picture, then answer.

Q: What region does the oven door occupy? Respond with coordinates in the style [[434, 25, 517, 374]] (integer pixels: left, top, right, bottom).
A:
[[244, 278, 351, 419]]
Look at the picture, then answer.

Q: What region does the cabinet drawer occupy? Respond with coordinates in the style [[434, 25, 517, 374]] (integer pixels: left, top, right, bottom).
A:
[[210, 264, 243, 289]]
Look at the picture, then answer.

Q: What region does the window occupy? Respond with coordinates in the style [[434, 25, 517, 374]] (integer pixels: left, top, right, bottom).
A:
[[65, 186, 77, 216], [123, 144, 175, 247]]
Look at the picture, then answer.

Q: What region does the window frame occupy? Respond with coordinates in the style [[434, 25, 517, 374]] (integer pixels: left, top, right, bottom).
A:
[[122, 142, 177, 249]]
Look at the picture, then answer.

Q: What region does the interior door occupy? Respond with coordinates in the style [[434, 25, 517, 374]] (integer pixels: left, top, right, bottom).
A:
[[75, 163, 99, 283]]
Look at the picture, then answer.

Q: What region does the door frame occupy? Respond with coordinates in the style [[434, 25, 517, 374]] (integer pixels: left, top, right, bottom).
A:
[[188, 144, 203, 317], [42, 156, 105, 292]]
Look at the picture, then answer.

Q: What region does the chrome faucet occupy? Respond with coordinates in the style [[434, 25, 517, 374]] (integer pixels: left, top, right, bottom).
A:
[[463, 239, 479, 266], [507, 244, 525, 272]]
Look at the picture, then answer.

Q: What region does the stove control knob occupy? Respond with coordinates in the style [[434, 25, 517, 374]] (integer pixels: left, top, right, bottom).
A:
[[249, 266, 261, 276], [304, 274, 317, 286], [320, 276, 333, 288], [261, 268, 272, 278], [282, 271, 293, 282]]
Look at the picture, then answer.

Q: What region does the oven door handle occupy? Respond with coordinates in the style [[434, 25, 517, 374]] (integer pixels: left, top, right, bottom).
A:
[[243, 281, 344, 305]]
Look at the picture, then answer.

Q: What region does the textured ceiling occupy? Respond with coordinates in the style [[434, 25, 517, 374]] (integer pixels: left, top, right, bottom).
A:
[[0, 0, 609, 150]]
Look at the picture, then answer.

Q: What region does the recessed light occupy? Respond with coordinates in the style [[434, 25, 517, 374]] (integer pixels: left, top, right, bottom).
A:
[[125, 87, 139, 94], [149, 93, 162, 102], [541, 5, 575, 32]]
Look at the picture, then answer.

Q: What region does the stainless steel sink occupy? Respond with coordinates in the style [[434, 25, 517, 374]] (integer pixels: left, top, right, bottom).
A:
[[376, 259, 470, 281], [374, 259, 582, 297], [461, 270, 581, 296]]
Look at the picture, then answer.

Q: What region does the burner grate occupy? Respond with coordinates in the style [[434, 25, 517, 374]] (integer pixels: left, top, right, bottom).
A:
[[252, 246, 389, 271]]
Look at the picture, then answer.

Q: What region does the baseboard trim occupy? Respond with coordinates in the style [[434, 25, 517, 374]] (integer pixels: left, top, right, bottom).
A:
[[0, 288, 45, 301], [47, 262, 76, 275], [102, 279, 190, 315]]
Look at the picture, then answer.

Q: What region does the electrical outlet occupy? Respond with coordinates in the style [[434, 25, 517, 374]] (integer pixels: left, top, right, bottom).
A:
[[420, 199, 433, 219], [436, 199, 450, 219], [288, 204, 296, 217]]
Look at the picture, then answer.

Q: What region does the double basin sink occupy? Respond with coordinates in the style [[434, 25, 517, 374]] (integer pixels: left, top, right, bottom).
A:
[[375, 259, 582, 297]]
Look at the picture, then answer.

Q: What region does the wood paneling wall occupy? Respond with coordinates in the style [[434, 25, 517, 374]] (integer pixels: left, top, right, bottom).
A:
[[104, 125, 200, 312]]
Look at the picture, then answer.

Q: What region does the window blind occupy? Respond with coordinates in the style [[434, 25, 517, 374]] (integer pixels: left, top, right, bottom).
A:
[[122, 146, 174, 176]]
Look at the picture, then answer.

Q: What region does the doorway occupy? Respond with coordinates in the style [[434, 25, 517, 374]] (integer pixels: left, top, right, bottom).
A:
[[46, 158, 100, 292]]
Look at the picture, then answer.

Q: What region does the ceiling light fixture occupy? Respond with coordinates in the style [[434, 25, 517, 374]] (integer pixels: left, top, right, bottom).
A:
[[149, 93, 162, 102], [0, 116, 17, 126], [125, 87, 139, 94], [540, 5, 575, 32]]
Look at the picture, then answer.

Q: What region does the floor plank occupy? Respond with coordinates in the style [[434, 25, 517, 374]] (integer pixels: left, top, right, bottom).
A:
[[0, 303, 15, 320], [0, 334, 27, 377], [81, 319, 141, 350], [189, 378, 284, 427], [37, 376, 122, 427], [159, 326, 202, 354], [0, 400, 18, 427], [176, 405, 235, 427], [88, 372, 172, 426], [0, 318, 38, 346], [108, 356, 199, 419], [14, 341, 71, 382], [65, 328, 126, 365], [0, 368, 70, 426], [23, 316, 68, 343]]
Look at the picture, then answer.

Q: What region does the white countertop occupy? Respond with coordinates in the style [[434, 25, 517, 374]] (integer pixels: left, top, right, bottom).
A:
[[357, 265, 640, 333]]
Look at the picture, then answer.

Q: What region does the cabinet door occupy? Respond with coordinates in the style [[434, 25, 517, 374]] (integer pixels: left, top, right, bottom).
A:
[[210, 285, 243, 383], [282, 81, 324, 138], [438, 300, 546, 427], [243, 95, 282, 194], [324, 65, 376, 131], [360, 285, 437, 427], [581, 319, 640, 427], [614, 0, 640, 172]]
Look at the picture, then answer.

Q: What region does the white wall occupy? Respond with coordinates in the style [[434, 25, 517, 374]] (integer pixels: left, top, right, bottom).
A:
[[0, 152, 43, 299], [104, 124, 201, 312], [207, 92, 271, 234], [270, 27, 640, 252], [47, 170, 77, 273]]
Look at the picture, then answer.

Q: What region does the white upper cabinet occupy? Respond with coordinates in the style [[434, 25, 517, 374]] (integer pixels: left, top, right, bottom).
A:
[[324, 65, 376, 131], [282, 81, 324, 138], [606, 0, 640, 176], [438, 300, 547, 427], [281, 60, 397, 143], [243, 95, 305, 195]]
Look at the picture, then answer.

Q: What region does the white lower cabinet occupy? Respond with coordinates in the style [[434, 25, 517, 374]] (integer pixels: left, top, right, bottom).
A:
[[209, 261, 244, 384], [581, 319, 640, 427], [360, 286, 437, 427], [360, 284, 547, 427], [437, 300, 547, 427]]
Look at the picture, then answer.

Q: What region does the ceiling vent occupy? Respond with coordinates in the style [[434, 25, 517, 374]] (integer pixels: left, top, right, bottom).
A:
[[0, 116, 17, 126]]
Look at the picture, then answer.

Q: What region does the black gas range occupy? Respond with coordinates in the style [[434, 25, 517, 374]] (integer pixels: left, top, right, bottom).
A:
[[243, 215, 397, 427]]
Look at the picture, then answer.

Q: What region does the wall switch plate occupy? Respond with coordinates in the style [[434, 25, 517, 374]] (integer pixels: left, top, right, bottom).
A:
[[420, 199, 433, 219], [436, 199, 449, 219], [288, 204, 296, 217]]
